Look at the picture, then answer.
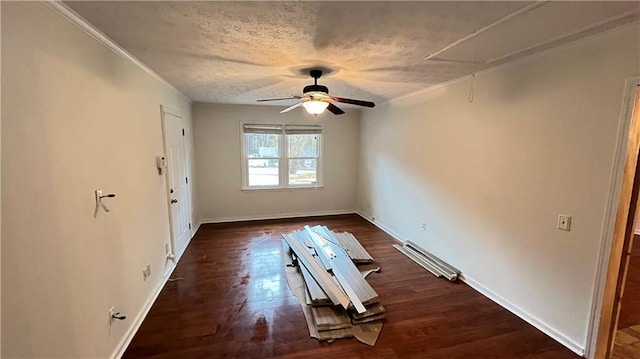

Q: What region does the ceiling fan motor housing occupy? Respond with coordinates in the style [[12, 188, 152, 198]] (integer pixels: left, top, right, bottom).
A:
[[303, 84, 329, 94]]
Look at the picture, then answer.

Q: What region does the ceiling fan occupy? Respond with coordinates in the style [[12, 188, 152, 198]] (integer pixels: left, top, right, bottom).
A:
[[257, 70, 375, 116]]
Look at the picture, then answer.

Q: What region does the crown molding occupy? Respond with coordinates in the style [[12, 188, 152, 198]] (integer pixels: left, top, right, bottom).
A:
[[43, 1, 192, 104]]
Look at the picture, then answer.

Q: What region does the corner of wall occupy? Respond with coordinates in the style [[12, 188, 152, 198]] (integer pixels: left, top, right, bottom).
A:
[[0, 1, 3, 352]]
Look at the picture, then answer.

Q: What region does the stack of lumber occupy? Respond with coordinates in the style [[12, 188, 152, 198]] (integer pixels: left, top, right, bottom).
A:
[[282, 225, 385, 344], [393, 240, 460, 281]]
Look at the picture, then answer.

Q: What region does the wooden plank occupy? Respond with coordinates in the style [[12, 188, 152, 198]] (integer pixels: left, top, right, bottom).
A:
[[314, 225, 374, 264], [304, 226, 336, 271], [294, 230, 334, 271], [299, 261, 331, 305], [351, 314, 385, 325], [335, 231, 375, 263], [324, 242, 378, 307], [351, 302, 386, 321], [322, 237, 379, 310], [282, 233, 351, 309], [316, 225, 347, 250], [393, 244, 445, 278], [325, 243, 371, 313], [304, 284, 312, 306], [305, 227, 370, 309], [405, 241, 459, 279], [310, 226, 379, 306], [311, 305, 351, 331], [303, 226, 368, 313]]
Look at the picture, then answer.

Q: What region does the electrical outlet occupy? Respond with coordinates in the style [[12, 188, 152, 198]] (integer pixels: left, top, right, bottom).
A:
[[557, 215, 572, 231], [421, 222, 427, 231]]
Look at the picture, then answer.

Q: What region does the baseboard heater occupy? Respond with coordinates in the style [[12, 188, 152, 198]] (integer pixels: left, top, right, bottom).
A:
[[393, 241, 460, 281]]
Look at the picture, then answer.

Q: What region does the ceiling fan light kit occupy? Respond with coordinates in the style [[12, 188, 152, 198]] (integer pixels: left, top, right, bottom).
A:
[[302, 99, 329, 115], [258, 69, 375, 116]]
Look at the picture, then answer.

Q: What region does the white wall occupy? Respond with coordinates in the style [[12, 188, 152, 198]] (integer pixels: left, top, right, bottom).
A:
[[358, 24, 640, 354], [0, 2, 3, 352], [194, 103, 359, 222], [1, 3, 195, 358]]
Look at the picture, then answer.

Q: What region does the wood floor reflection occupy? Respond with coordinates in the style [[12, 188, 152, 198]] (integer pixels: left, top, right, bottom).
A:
[[123, 214, 580, 358], [612, 235, 640, 358]]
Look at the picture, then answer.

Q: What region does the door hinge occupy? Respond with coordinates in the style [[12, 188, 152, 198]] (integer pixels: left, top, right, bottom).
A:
[[186, 177, 188, 184], [189, 223, 192, 230], [182, 128, 185, 136]]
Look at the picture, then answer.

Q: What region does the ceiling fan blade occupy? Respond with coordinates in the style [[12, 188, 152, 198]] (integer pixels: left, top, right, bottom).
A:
[[257, 96, 301, 102], [332, 97, 376, 108], [280, 102, 303, 113], [327, 102, 345, 115]]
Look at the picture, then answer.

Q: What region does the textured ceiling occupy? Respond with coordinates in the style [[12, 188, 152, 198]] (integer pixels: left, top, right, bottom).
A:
[[66, 1, 639, 107]]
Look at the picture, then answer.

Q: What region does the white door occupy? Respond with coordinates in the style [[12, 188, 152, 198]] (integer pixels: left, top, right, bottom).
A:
[[161, 106, 191, 259]]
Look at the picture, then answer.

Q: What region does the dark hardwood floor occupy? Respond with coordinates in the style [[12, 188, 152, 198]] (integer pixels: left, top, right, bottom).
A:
[[123, 214, 580, 358], [618, 234, 640, 330], [612, 235, 640, 358]]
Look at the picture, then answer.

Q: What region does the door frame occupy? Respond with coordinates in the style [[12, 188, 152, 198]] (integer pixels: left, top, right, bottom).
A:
[[160, 105, 192, 261], [587, 77, 640, 358]]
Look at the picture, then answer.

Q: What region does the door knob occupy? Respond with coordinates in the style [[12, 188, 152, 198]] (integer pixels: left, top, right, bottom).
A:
[[171, 199, 178, 204]]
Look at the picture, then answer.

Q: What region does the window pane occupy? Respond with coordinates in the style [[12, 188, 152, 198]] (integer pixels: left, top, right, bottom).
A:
[[246, 133, 280, 158], [288, 134, 317, 158], [288, 159, 317, 185], [248, 159, 279, 186]]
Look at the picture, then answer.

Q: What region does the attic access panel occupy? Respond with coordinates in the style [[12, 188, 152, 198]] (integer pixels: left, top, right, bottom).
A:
[[429, 1, 639, 65]]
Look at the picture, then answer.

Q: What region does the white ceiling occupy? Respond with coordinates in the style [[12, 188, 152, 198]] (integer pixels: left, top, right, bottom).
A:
[[66, 1, 639, 107]]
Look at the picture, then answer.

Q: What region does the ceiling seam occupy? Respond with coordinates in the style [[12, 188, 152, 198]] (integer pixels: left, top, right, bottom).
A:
[[424, 1, 549, 62], [484, 9, 640, 65], [388, 21, 640, 106]]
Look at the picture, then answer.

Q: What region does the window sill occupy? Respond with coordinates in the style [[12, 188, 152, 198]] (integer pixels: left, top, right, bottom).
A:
[[241, 185, 324, 192]]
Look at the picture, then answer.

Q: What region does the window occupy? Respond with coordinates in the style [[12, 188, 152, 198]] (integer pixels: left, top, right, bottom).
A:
[[242, 124, 322, 189]]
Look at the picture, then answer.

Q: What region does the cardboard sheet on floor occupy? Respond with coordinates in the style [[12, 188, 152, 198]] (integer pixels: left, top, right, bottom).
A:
[[359, 265, 380, 279], [284, 266, 383, 346], [285, 266, 321, 337]]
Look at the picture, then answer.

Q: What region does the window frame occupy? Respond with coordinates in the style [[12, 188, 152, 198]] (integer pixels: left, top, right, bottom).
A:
[[241, 123, 323, 190]]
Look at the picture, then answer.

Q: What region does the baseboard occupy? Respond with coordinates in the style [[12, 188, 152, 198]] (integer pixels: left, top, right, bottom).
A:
[[201, 209, 356, 224], [355, 210, 585, 356], [192, 221, 202, 237], [635, 228, 640, 235], [110, 231, 196, 359], [110, 262, 176, 359], [459, 274, 585, 356], [355, 210, 405, 245]]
